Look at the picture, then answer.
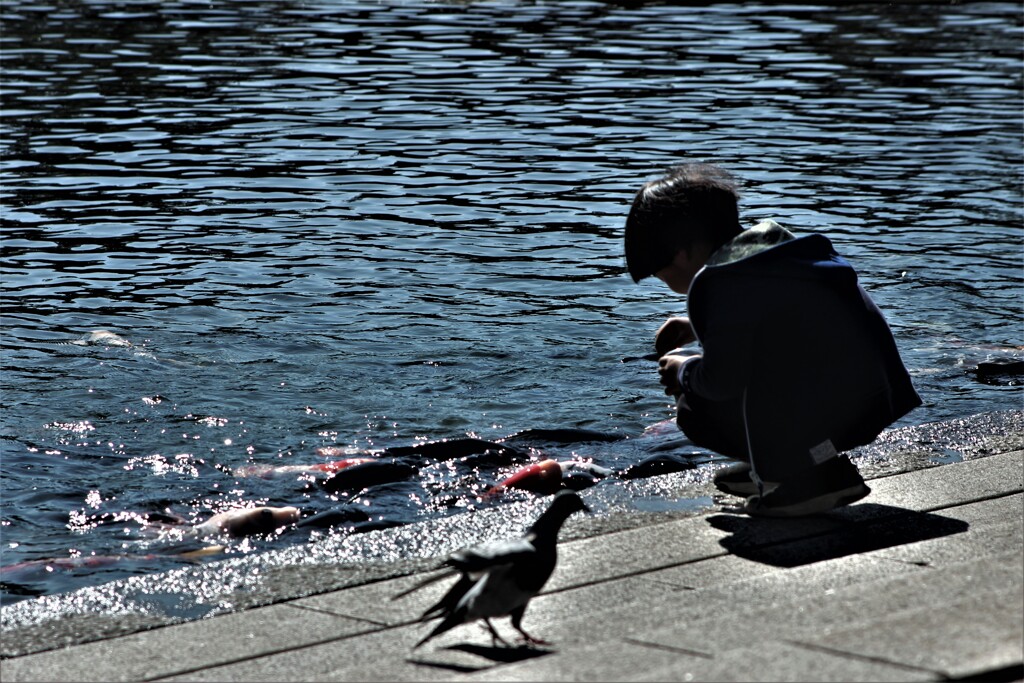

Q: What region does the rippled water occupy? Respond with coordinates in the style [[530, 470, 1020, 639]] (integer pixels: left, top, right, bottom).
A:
[[1, 1, 1021, 606]]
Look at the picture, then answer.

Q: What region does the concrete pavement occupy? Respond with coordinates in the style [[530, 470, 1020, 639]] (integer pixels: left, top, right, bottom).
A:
[[1, 437, 1021, 681]]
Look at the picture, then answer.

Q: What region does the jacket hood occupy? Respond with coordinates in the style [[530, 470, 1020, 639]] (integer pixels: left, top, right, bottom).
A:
[[705, 219, 796, 267], [688, 219, 861, 326], [698, 219, 855, 284]]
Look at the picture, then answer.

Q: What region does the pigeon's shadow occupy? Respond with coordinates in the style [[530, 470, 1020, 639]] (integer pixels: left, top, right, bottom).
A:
[[409, 643, 551, 672], [708, 502, 969, 567], [449, 642, 553, 662]]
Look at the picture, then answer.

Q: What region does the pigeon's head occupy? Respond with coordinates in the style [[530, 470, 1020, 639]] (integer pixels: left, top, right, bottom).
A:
[[530, 490, 591, 536], [551, 490, 591, 516]]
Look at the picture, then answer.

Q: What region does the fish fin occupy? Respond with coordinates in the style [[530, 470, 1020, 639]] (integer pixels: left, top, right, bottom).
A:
[[178, 545, 226, 560]]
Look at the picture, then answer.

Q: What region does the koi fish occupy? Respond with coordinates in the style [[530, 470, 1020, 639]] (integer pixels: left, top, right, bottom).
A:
[[973, 359, 1024, 377], [192, 505, 299, 538], [315, 446, 374, 458], [486, 459, 565, 496], [232, 458, 375, 480], [70, 330, 133, 348], [0, 546, 219, 583], [0, 554, 140, 580], [383, 438, 522, 465], [66, 329, 181, 364], [296, 506, 370, 529], [320, 459, 418, 494], [619, 452, 696, 480], [499, 428, 623, 444], [559, 460, 614, 491], [486, 459, 614, 496]]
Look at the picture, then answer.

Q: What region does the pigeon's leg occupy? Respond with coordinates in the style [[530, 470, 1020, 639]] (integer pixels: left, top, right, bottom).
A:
[[510, 606, 550, 646], [483, 619, 511, 647]]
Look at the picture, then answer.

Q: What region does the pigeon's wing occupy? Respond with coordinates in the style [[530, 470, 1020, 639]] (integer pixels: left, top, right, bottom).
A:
[[416, 565, 527, 648], [458, 563, 536, 621], [391, 568, 459, 602], [416, 589, 472, 648], [414, 573, 485, 648], [418, 573, 474, 622], [394, 534, 536, 603], [417, 538, 539, 628], [448, 535, 537, 573]]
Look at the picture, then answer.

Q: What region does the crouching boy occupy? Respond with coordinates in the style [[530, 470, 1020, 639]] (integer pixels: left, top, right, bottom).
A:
[[624, 163, 921, 516]]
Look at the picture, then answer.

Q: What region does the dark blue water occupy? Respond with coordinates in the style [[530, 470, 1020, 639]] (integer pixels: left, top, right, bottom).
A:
[[1, 1, 1021, 607]]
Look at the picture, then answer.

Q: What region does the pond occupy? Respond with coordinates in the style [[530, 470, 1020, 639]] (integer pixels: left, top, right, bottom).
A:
[[1, 0, 1021, 607]]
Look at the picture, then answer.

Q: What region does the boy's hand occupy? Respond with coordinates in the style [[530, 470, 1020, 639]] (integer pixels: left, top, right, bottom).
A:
[[655, 316, 696, 356], [658, 353, 697, 397]]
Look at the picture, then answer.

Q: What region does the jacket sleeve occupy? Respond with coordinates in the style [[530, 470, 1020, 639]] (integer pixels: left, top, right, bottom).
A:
[[681, 281, 757, 403]]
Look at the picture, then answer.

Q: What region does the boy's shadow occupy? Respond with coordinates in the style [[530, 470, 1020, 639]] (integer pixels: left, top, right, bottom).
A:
[[707, 503, 969, 567]]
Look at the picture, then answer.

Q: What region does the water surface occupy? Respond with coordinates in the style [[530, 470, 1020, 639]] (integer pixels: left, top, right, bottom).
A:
[[1, 0, 1021, 606]]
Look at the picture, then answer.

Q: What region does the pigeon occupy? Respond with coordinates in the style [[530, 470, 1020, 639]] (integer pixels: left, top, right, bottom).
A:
[[393, 490, 590, 648]]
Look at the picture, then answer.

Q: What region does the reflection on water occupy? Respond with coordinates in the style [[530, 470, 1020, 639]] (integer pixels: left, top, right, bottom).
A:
[[1, 1, 1021, 604]]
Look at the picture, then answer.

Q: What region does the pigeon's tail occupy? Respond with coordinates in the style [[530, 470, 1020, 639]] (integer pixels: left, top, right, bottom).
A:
[[413, 629, 436, 649], [391, 568, 457, 601], [414, 607, 465, 649]]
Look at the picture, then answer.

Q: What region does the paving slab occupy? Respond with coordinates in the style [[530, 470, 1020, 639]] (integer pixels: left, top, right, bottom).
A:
[[630, 641, 936, 683], [630, 551, 1023, 673], [806, 584, 1024, 679], [296, 572, 456, 627], [445, 477, 1023, 680], [465, 637, 936, 683], [403, 501, 1021, 676], [461, 637, 706, 683], [867, 493, 1023, 567], [0, 602, 374, 683], [154, 617, 528, 682], [542, 515, 734, 591], [863, 446, 1023, 510], [0, 448, 1019, 683], [476, 548, 1020, 682]]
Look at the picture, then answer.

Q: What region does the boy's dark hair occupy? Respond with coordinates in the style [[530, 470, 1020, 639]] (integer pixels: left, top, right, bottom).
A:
[[624, 163, 742, 283]]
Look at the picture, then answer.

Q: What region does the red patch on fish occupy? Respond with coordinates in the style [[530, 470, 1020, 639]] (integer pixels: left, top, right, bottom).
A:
[[487, 459, 563, 496], [307, 458, 375, 473]]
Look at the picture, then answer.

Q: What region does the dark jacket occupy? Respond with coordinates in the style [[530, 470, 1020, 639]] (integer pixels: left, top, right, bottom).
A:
[[679, 220, 921, 479]]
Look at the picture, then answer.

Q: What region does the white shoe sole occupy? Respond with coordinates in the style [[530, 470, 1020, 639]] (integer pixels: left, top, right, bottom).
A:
[[744, 483, 870, 517], [716, 480, 779, 497]]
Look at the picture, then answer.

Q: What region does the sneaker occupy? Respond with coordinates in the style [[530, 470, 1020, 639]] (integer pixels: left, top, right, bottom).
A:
[[713, 462, 778, 497], [744, 455, 870, 517]]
